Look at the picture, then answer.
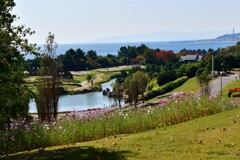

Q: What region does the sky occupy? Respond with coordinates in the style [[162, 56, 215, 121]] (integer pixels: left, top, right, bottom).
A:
[[13, 0, 240, 44]]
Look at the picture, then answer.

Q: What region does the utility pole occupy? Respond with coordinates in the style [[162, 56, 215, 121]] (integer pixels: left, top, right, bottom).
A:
[[220, 71, 223, 97], [212, 55, 214, 79]]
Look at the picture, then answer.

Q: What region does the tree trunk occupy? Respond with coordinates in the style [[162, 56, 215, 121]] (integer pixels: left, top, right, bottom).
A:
[[118, 99, 121, 108]]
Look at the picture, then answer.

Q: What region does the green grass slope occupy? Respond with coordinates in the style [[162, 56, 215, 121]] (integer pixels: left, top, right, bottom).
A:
[[3, 108, 240, 160], [169, 77, 199, 93]]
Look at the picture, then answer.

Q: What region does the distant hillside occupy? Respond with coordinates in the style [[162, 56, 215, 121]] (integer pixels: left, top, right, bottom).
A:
[[215, 33, 240, 41], [89, 31, 226, 43], [87, 31, 240, 43]]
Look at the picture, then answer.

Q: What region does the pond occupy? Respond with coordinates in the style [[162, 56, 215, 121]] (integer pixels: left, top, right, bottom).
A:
[[29, 78, 124, 113]]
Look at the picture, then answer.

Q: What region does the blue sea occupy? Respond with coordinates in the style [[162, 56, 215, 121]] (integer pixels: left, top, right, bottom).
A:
[[28, 41, 237, 58]]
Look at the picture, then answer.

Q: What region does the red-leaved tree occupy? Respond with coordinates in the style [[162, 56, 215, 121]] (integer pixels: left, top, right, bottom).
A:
[[155, 50, 176, 63]]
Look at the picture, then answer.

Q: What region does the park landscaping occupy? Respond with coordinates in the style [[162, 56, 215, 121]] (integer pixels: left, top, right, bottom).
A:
[[1, 81, 240, 157], [1, 97, 240, 159], [24, 65, 134, 94], [2, 66, 239, 158], [2, 1, 240, 159]]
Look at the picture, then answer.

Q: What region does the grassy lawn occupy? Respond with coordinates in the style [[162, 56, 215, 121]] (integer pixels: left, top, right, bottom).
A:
[[148, 77, 199, 102], [3, 107, 240, 160], [72, 75, 87, 82], [96, 65, 136, 72], [169, 77, 199, 93]]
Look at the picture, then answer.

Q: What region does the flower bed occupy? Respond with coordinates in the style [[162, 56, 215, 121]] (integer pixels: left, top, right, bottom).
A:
[[228, 88, 240, 97], [229, 88, 240, 92]]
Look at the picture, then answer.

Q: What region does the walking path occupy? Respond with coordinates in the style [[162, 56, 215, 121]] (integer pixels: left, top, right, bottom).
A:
[[210, 72, 238, 97], [73, 73, 104, 91]]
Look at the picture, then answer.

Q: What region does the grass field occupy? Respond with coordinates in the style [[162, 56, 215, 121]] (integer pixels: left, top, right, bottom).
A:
[[169, 77, 199, 93], [148, 77, 199, 102], [3, 107, 240, 160]]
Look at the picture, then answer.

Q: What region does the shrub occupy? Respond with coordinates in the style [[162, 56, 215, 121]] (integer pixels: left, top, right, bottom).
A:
[[157, 70, 177, 86], [185, 64, 198, 78], [63, 71, 73, 79], [145, 76, 188, 100]]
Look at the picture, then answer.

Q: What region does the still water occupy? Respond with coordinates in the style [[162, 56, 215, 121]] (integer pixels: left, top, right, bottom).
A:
[[29, 79, 122, 113]]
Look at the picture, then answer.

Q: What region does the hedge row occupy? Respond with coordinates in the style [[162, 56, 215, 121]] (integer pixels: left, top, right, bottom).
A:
[[145, 76, 188, 100]]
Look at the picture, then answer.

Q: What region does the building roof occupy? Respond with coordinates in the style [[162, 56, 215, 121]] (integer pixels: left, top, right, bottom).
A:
[[179, 55, 203, 62]]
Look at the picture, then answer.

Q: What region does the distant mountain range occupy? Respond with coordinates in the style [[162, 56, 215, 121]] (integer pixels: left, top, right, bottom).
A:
[[89, 31, 240, 43]]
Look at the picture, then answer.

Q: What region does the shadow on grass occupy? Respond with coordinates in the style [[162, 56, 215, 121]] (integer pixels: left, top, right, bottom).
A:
[[1, 146, 135, 160]]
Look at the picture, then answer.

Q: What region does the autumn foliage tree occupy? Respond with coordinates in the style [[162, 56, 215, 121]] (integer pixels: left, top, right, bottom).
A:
[[155, 50, 176, 63]]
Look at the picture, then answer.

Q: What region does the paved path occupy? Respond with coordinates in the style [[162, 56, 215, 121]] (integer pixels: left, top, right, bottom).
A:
[[210, 72, 238, 96]]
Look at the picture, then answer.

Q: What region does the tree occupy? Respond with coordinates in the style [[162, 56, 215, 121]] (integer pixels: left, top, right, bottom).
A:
[[124, 71, 150, 107], [112, 82, 124, 108], [196, 68, 211, 95], [133, 71, 150, 103], [36, 32, 62, 122], [155, 50, 176, 63], [0, 0, 36, 129], [86, 50, 97, 60], [124, 75, 139, 107], [185, 64, 199, 78], [86, 73, 96, 88], [143, 49, 157, 64], [58, 48, 87, 71]]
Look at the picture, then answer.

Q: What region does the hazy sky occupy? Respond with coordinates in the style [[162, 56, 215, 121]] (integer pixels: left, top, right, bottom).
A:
[[13, 0, 240, 44]]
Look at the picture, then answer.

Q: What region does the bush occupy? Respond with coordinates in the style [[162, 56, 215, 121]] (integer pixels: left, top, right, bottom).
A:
[[157, 70, 177, 86], [185, 64, 198, 78], [63, 71, 73, 79], [145, 76, 188, 100]]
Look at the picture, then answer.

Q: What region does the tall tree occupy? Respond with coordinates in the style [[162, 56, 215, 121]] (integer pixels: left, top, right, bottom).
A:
[[143, 49, 157, 64], [36, 32, 61, 122], [112, 82, 124, 108], [124, 75, 139, 107], [86, 50, 97, 60], [155, 50, 176, 63], [0, 0, 36, 129], [133, 71, 150, 103]]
